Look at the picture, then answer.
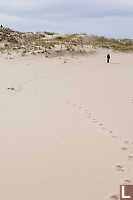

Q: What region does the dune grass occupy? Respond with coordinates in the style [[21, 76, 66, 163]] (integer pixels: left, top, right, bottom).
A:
[[0, 27, 133, 56]]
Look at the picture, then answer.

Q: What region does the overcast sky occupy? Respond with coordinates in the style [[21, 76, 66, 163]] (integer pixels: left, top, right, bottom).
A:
[[0, 0, 133, 38]]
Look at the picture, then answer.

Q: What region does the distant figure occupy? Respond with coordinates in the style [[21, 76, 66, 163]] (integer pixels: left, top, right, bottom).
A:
[[0, 25, 3, 28], [107, 54, 110, 63]]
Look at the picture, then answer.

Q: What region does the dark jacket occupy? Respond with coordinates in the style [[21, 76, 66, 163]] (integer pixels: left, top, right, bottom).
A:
[[107, 54, 110, 59]]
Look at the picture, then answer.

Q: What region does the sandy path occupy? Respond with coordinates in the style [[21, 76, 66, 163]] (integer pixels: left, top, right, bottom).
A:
[[0, 53, 132, 199]]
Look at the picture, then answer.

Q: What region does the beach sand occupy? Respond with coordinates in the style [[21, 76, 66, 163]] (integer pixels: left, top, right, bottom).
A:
[[0, 52, 133, 199]]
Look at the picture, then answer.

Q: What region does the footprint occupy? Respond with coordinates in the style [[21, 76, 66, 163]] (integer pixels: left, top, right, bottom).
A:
[[109, 195, 119, 200], [123, 179, 132, 184], [128, 155, 133, 161], [99, 123, 104, 127], [115, 165, 125, 172], [7, 85, 22, 94], [7, 87, 16, 91], [109, 130, 113, 134], [121, 147, 128, 151], [129, 98, 133, 103]]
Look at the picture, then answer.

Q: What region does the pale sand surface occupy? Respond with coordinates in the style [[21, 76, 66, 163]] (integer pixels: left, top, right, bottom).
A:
[[0, 52, 133, 199]]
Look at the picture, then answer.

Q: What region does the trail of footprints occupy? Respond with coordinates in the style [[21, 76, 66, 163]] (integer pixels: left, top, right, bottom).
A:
[[66, 100, 133, 200], [67, 100, 118, 137], [0, 69, 47, 96], [129, 97, 133, 104]]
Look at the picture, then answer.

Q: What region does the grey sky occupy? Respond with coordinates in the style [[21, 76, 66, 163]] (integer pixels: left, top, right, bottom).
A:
[[0, 0, 133, 38]]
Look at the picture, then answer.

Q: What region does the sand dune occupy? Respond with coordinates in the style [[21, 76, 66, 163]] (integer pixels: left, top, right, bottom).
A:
[[0, 52, 133, 199]]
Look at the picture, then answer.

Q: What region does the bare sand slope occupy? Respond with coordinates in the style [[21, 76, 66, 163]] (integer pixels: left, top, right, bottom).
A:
[[0, 53, 133, 199]]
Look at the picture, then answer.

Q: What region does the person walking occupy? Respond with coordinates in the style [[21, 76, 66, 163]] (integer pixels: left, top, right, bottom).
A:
[[107, 54, 111, 63]]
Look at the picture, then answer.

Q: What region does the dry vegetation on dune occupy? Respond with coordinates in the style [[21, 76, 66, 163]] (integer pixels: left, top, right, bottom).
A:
[[0, 27, 133, 57], [89, 36, 133, 52]]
